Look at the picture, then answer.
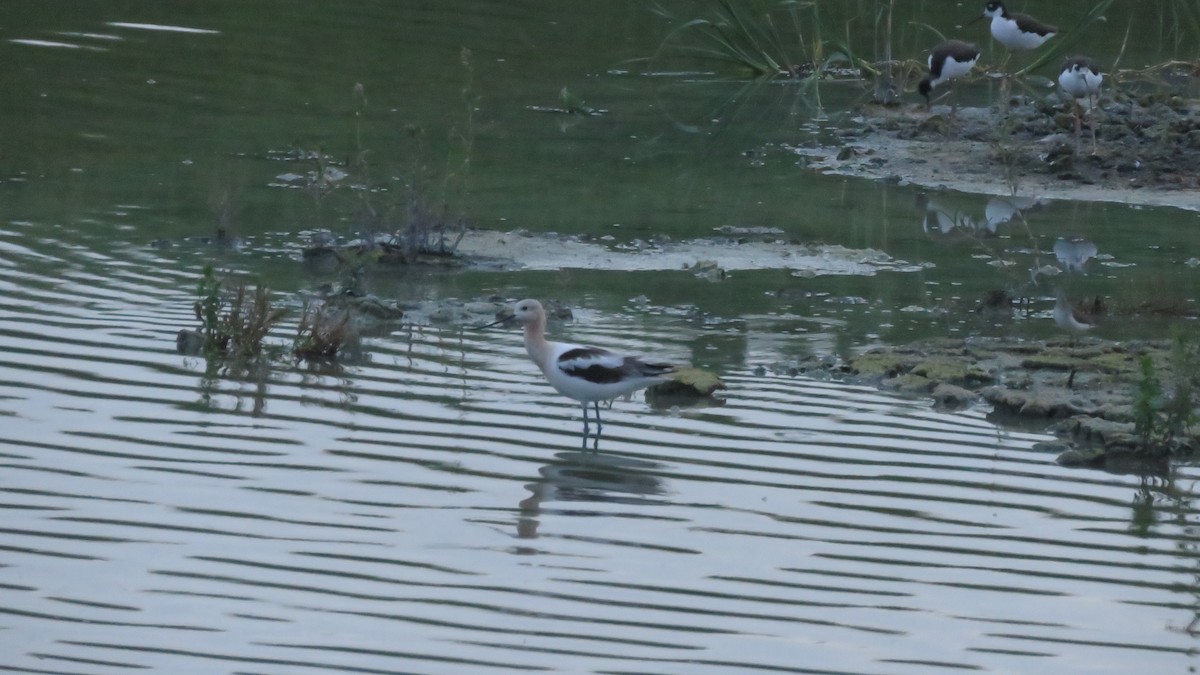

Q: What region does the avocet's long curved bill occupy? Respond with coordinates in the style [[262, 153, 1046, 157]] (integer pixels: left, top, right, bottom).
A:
[[476, 314, 515, 329]]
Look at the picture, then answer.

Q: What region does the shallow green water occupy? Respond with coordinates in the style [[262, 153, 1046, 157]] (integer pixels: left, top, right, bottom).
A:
[[3, 2, 1200, 673]]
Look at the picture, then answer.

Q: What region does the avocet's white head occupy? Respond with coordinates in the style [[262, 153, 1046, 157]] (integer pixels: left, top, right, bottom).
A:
[[482, 298, 545, 328], [510, 298, 546, 326]]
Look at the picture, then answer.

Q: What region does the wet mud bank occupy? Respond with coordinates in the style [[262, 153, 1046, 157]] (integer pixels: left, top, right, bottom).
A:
[[788, 335, 1199, 471], [799, 89, 1200, 212]]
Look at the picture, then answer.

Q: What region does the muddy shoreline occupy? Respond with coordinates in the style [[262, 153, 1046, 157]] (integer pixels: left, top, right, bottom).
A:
[[798, 90, 1200, 213], [783, 335, 1198, 471]]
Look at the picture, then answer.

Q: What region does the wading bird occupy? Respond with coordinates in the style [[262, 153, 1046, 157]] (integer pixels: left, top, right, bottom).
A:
[[977, 1, 1057, 52], [1058, 56, 1104, 153], [483, 299, 673, 445], [919, 40, 981, 115]]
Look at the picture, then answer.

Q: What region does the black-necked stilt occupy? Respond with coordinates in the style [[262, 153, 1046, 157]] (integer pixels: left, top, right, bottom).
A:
[[919, 40, 981, 113], [1058, 56, 1103, 153], [483, 299, 674, 445], [1058, 57, 1103, 98], [977, 1, 1057, 51]]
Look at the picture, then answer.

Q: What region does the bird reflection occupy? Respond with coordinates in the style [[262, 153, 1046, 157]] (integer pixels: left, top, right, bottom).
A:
[[1054, 287, 1097, 342], [1053, 238, 1098, 274], [984, 196, 1039, 230], [516, 451, 666, 540], [919, 195, 977, 236], [918, 194, 1049, 238], [1053, 287, 1100, 387]]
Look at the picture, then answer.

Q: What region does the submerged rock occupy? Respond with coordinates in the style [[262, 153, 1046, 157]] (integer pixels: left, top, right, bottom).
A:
[[932, 383, 976, 410], [688, 259, 727, 282], [176, 329, 205, 355], [647, 367, 727, 407], [341, 294, 404, 320], [1058, 416, 1139, 448], [847, 351, 911, 378], [982, 386, 1085, 419]]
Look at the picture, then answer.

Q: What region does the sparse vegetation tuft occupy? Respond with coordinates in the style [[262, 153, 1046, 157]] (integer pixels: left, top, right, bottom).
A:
[[1133, 329, 1200, 453], [650, 0, 870, 80], [190, 264, 287, 361], [224, 283, 288, 361], [300, 63, 473, 264], [1133, 355, 1166, 449], [293, 302, 352, 360], [185, 266, 355, 369]]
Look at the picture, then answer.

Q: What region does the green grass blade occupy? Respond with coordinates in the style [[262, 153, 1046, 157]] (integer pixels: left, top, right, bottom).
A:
[[1015, 0, 1117, 76]]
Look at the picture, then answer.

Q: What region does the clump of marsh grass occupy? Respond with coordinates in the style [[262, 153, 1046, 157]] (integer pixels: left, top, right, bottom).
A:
[[208, 182, 238, 244], [381, 47, 476, 260], [650, 0, 870, 80], [293, 302, 352, 360], [192, 263, 224, 354], [389, 179, 467, 262], [1133, 328, 1200, 454], [222, 283, 288, 361], [376, 48, 476, 261], [189, 265, 288, 361], [183, 266, 355, 368]]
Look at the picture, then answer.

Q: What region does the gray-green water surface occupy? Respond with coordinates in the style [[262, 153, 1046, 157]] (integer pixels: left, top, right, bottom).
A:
[[3, 2, 1200, 673]]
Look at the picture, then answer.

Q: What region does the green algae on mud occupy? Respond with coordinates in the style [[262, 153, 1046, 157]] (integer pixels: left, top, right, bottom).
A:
[[646, 366, 728, 411]]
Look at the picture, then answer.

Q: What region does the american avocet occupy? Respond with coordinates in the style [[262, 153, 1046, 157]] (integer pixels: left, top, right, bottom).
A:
[[484, 299, 674, 441], [1058, 56, 1104, 153], [976, 1, 1057, 52], [919, 40, 981, 113]]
